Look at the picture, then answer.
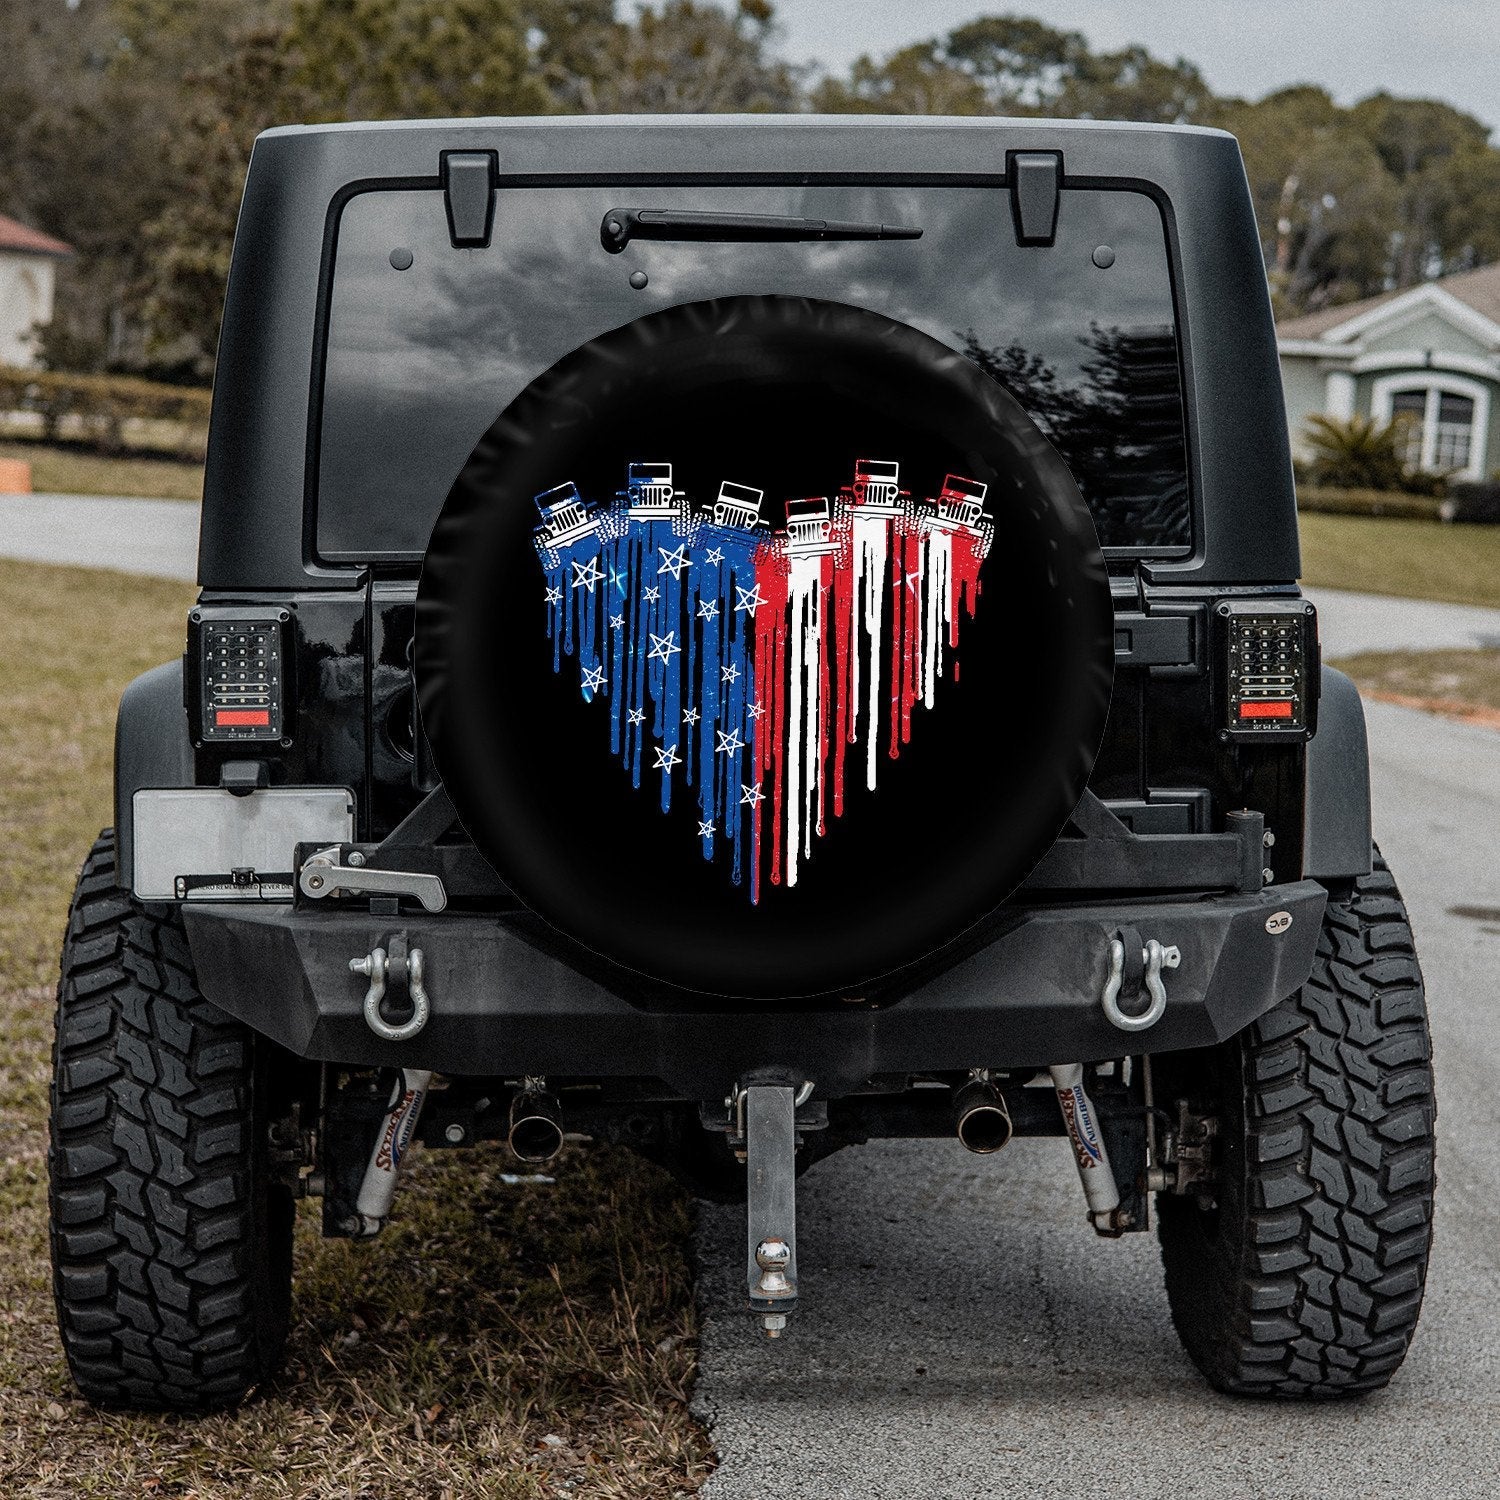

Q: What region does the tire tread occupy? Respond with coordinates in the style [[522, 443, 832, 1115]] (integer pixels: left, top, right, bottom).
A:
[[1159, 850, 1436, 1397], [48, 831, 292, 1411]]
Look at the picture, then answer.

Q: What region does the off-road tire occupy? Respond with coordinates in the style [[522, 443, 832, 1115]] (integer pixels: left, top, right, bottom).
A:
[[1157, 849, 1435, 1396], [48, 831, 295, 1411]]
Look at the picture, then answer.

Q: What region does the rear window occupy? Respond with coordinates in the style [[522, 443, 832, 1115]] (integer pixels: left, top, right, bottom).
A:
[[318, 182, 1188, 562]]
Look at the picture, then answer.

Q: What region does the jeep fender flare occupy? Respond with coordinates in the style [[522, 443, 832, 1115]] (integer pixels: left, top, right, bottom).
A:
[[1302, 665, 1372, 881], [114, 660, 194, 888]]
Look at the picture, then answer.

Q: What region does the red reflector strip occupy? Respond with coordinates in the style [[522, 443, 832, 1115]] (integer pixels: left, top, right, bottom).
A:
[[1239, 701, 1293, 720], [215, 709, 270, 727]]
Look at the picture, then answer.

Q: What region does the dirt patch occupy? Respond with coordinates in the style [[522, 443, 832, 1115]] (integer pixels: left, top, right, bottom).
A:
[[1330, 648, 1500, 732]]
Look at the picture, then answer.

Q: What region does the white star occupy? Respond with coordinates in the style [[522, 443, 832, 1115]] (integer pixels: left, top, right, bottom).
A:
[[716, 727, 744, 756], [904, 572, 921, 595], [683, 707, 700, 725], [697, 599, 720, 621], [571, 557, 604, 593], [608, 564, 628, 594], [644, 586, 661, 603], [735, 583, 765, 614], [653, 743, 682, 771], [647, 630, 681, 664], [722, 662, 741, 684], [704, 546, 724, 566], [747, 700, 765, 719], [740, 781, 765, 807], [609, 612, 624, 628], [545, 585, 561, 604], [628, 707, 645, 725], [581, 664, 607, 693], [697, 820, 715, 838], [658, 545, 690, 578]]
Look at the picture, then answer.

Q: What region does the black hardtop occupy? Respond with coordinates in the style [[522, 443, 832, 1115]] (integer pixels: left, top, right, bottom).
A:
[[203, 114, 1296, 592]]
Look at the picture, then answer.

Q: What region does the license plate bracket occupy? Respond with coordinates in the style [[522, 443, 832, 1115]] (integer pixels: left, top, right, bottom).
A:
[[132, 786, 355, 901]]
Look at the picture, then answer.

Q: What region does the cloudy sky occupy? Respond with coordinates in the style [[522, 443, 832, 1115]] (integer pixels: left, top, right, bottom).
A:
[[772, 0, 1499, 127]]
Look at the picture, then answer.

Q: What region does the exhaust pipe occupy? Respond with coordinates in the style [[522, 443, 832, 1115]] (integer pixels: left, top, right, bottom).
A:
[[508, 1082, 565, 1163], [953, 1075, 1013, 1154]]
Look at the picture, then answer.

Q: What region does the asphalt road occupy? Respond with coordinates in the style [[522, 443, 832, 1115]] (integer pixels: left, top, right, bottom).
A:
[[1303, 585, 1500, 655], [0, 493, 198, 579], [693, 692, 1500, 1495]]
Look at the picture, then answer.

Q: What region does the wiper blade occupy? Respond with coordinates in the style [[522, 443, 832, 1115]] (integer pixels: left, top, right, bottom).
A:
[[600, 208, 922, 254]]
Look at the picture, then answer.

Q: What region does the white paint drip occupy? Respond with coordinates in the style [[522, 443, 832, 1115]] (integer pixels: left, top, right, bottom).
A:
[[921, 529, 952, 708], [784, 553, 824, 886], [852, 514, 887, 792]]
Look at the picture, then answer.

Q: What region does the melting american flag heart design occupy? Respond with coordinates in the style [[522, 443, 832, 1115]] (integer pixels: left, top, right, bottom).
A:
[[534, 460, 994, 903]]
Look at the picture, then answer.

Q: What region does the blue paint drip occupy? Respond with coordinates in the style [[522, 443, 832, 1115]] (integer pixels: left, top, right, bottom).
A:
[[536, 478, 764, 900]]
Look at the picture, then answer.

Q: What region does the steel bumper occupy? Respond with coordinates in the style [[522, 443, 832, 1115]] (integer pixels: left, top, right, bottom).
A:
[[182, 879, 1327, 1098]]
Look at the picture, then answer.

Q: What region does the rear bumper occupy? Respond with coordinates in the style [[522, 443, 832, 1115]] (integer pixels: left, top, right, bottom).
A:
[[182, 879, 1327, 1098]]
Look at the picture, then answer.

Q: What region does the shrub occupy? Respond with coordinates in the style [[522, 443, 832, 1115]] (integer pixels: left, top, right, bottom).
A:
[[0, 367, 211, 457], [1445, 480, 1500, 524], [1295, 485, 1447, 520], [1301, 412, 1425, 493]]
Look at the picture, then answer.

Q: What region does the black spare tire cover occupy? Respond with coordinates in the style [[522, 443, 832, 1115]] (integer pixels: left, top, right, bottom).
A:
[[416, 296, 1113, 999]]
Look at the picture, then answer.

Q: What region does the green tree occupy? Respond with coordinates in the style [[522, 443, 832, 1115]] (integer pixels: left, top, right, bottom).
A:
[[1351, 93, 1500, 283], [810, 43, 990, 115], [140, 0, 549, 369], [1217, 86, 1400, 314], [139, 25, 304, 372], [286, 0, 549, 122], [1056, 44, 1211, 125], [561, 0, 800, 114], [813, 14, 1210, 123]]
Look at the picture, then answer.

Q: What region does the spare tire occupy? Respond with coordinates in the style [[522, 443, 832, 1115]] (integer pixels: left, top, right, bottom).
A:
[[416, 295, 1112, 999]]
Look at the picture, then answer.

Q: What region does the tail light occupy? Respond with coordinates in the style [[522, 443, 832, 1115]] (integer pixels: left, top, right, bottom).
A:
[[1215, 598, 1319, 742], [187, 607, 290, 745]]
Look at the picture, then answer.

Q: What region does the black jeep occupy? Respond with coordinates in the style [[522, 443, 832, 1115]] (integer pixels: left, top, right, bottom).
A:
[[49, 115, 1435, 1411]]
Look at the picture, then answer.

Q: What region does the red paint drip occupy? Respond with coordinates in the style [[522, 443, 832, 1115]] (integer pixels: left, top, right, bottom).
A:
[[831, 537, 854, 818], [754, 543, 791, 888], [899, 528, 923, 748], [887, 534, 903, 759], [816, 551, 835, 836]]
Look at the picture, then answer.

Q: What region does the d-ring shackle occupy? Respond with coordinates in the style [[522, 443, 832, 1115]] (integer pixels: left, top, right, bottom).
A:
[[351, 945, 431, 1042], [1100, 937, 1180, 1033]]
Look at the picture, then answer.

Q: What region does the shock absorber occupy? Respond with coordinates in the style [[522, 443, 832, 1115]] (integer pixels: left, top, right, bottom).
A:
[[350, 1069, 433, 1238], [1049, 1062, 1123, 1234]]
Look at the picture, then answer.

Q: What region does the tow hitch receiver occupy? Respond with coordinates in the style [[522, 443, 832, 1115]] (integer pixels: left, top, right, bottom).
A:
[[743, 1084, 799, 1337]]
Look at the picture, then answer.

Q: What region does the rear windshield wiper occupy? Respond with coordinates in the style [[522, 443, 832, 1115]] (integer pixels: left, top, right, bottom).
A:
[[600, 208, 922, 254]]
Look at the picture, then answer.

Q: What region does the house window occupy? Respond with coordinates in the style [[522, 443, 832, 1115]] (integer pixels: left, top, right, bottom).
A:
[[1389, 389, 1427, 469], [1372, 375, 1489, 480], [1432, 392, 1475, 472]]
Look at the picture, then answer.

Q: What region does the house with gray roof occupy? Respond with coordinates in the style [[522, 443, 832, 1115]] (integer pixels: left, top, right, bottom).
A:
[[1277, 262, 1500, 482]]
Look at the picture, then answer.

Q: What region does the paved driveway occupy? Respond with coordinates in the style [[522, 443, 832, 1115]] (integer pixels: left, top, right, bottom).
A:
[[0, 493, 198, 580], [693, 626, 1500, 1496]]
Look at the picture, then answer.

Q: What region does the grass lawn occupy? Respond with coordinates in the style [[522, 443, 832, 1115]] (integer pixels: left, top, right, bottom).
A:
[[0, 440, 203, 502], [0, 559, 710, 1498], [1298, 512, 1500, 609], [1331, 647, 1500, 728]]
